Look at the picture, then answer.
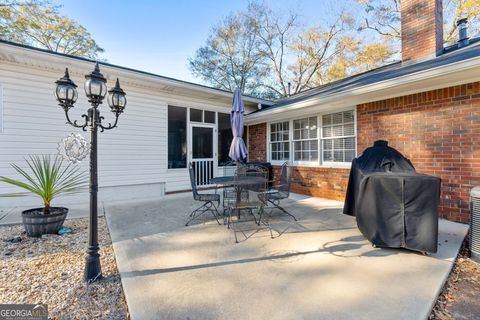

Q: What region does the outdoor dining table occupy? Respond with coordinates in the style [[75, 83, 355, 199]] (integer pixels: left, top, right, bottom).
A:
[[209, 175, 268, 213], [209, 175, 268, 189]]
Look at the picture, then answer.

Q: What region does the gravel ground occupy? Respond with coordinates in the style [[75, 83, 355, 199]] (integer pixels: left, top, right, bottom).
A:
[[430, 242, 480, 320], [0, 217, 129, 319]]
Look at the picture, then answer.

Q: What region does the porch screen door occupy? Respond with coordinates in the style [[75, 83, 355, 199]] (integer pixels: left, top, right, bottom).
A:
[[190, 125, 215, 186]]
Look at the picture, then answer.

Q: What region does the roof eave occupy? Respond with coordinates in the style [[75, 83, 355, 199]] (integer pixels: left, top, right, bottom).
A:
[[0, 40, 274, 108], [245, 55, 480, 124]]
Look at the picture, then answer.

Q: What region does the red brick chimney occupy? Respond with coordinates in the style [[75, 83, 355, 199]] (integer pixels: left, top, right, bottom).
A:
[[401, 0, 444, 62]]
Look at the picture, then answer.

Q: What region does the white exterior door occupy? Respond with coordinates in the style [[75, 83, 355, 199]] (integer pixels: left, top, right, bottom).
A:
[[189, 123, 216, 186]]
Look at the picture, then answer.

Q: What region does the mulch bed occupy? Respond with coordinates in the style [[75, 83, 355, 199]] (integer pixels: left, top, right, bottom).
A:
[[430, 241, 480, 320], [0, 217, 129, 319]]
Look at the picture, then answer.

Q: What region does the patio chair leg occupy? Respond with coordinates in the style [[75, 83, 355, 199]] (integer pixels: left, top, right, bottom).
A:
[[211, 202, 222, 225], [248, 209, 258, 224], [258, 207, 274, 239], [227, 208, 232, 229], [186, 201, 221, 226], [226, 208, 239, 242], [269, 200, 297, 221]]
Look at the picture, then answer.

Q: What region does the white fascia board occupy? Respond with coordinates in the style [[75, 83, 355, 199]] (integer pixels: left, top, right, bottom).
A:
[[245, 56, 480, 125]]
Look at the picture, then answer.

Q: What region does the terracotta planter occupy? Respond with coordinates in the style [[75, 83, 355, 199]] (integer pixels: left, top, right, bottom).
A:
[[21, 207, 68, 237]]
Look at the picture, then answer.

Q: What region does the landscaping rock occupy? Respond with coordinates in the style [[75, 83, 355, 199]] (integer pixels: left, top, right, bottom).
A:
[[3, 236, 22, 243], [0, 217, 129, 319]]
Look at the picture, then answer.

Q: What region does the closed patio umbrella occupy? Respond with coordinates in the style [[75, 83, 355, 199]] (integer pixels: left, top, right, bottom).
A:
[[229, 88, 248, 161]]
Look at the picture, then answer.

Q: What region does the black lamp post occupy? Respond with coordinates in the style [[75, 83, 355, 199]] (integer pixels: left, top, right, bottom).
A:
[[54, 63, 126, 283]]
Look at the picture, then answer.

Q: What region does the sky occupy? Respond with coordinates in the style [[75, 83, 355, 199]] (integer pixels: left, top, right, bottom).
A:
[[59, 0, 362, 85]]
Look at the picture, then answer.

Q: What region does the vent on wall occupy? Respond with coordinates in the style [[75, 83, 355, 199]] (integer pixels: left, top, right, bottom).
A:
[[470, 186, 480, 263]]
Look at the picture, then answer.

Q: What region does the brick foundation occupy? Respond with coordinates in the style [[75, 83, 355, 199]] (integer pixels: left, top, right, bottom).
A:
[[247, 82, 480, 224], [272, 166, 349, 201]]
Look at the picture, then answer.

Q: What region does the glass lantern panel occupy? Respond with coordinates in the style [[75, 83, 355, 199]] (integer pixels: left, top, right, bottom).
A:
[[85, 79, 101, 96], [57, 85, 67, 100], [84, 79, 91, 96], [66, 87, 75, 101], [72, 87, 78, 102], [100, 82, 107, 98], [119, 95, 126, 107]]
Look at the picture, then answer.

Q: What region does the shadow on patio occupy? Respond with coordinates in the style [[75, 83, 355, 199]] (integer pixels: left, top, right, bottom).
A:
[[104, 192, 468, 320]]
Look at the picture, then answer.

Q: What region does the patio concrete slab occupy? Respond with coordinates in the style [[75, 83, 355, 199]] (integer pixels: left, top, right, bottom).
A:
[[105, 193, 468, 320]]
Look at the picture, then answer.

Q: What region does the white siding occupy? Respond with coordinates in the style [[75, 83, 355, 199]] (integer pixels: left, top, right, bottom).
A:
[[0, 83, 3, 133], [0, 59, 232, 205]]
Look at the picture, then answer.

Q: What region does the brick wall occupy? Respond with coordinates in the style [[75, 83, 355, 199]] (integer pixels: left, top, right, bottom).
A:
[[247, 123, 267, 161], [358, 82, 480, 224], [247, 122, 350, 202], [401, 0, 443, 62], [247, 82, 480, 224], [272, 165, 349, 201]]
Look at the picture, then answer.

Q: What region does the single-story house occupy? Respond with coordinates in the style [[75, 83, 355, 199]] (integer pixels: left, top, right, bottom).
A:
[[0, 0, 478, 224]]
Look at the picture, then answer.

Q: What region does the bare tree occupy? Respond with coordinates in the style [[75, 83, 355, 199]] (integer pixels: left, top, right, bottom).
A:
[[189, 12, 269, 97], [0, 0, 104, 59], [190, 1, 395, 99], [359, 0, 480, 47]]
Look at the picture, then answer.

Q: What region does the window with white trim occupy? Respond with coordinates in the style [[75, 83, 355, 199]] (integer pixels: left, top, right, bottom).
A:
[[293, 117, 318, 162], [270, 121, 289, 161], [321, 110, 355, 163]]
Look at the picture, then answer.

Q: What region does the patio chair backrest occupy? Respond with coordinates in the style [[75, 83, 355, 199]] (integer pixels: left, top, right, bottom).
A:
[[237, 166, 268, 193], [234, 162, 247, 176], [188, 162, 200, 200], [234, 165, 268, 206], [223, 160, 236, 177], [278, 162, 292, 196]]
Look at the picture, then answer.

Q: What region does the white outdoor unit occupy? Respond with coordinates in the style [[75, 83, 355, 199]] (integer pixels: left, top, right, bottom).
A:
[[470, 186, 480, 263]]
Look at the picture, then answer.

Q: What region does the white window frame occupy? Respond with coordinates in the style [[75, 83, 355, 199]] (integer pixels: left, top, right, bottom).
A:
[[266, 107, 357, 167], [320, 110, 357, 167], [292, 116, 319, 166], [268, 121, 290, 164]]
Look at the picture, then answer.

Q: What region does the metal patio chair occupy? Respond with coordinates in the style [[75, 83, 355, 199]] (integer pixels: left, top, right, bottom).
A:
[[226, 165, 272, 243], [222, 161, 237, 208], [185, 162, 221, 226], [261, 162, 297, 222]]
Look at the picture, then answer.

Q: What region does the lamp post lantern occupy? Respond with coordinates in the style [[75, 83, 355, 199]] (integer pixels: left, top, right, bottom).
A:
[[55, 63, 126, 283]]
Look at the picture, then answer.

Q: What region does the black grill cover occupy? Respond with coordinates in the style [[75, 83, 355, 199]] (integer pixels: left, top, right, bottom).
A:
[[343, 140, 415, 216], [343, 140, 441, 253]]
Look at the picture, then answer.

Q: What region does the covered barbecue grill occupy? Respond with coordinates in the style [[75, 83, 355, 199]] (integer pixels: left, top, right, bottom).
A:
[[343, 140, 441, 253]]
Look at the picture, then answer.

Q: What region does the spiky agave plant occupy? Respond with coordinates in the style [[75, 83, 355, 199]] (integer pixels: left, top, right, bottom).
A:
[[0, 155, 87, 214]]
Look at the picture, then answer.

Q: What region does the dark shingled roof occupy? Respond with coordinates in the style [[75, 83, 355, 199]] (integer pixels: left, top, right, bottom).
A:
[[253, 38, 480, 113]]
